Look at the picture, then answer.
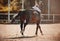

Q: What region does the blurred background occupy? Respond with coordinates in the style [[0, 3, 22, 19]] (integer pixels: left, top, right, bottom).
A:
[[0, 0, 60, 24]]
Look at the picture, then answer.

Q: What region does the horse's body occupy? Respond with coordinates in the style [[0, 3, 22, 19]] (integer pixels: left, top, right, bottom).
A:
[[11, 10, 43, 35]]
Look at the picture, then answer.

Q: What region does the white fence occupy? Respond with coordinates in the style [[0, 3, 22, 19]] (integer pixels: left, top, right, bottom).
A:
[[0, 13, 60, 23]]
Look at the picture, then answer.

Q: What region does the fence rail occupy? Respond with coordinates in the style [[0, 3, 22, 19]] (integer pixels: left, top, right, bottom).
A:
[[0, 13, 60, 23], [41, 14, 60, 23]]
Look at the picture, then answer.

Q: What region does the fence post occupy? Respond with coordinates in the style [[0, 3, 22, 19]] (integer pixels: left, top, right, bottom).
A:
[[8, 0, 10, 23]]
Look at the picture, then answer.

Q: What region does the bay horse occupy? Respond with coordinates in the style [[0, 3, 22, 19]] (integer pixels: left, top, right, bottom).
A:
[[11, 9, 43, 36]]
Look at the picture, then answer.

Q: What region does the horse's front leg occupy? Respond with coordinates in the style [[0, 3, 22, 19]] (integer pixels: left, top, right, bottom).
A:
[[24, 18, 29, 32], [24, 23, 28, 31], [20, 22, 24, 35]]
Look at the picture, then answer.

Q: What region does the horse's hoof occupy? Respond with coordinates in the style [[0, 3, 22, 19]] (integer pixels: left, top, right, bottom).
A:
[[20, 31, 24, 35], [20, 30, 24, 33], [35, 33, 38, 36], [22, 33, 24, 35]]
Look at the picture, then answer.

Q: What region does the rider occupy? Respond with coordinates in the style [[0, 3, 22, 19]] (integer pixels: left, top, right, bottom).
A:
[[32, 1, 41, 14]]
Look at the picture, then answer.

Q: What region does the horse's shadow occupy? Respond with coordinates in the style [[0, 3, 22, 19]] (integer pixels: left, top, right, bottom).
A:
[[5, 35, 37, 39]]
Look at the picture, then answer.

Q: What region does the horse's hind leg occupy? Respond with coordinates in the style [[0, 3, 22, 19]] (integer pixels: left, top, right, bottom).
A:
[[35, 23, 43, 35], [38, 24, 43, 35], [35, 23, 39, 35]]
